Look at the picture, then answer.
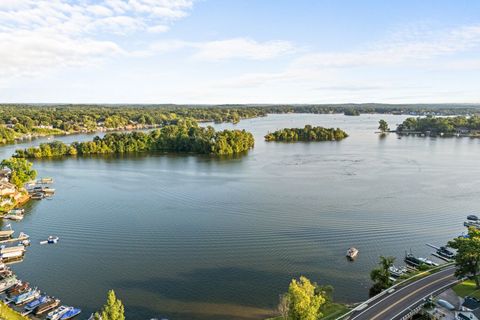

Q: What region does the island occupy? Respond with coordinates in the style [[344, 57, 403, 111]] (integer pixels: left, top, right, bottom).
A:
[[396, 115, 480, 137], [14, 120, 255, 158], [344, 108, 361, 116], [264, 125, 348, 142]]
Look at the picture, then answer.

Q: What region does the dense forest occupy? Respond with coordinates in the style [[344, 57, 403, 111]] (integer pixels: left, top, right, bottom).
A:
[[265, 125, 348, 142], [397, 115, 480, 135], [14, 120, 255, 157]]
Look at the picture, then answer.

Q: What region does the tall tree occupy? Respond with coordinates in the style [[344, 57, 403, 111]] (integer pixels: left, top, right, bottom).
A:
[[0, 157, 37, 188], [94, 290, 125, 320], [287, 276, 325, 320], [369, 256, 395, 297], [448, 227, 480, 288], [378, 120, 389, 132]]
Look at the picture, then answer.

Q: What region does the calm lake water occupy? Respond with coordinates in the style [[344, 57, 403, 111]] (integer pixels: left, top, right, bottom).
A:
[[1, 114, 478, 319]]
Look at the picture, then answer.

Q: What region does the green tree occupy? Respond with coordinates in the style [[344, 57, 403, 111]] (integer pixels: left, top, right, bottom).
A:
[[369, 256, 395, 297], [378, 120, 389, 133], [287, 276, 325, 320], [448, 227, 480, 288], [94, 290, 125, 320], [0, 157, 37, 188]]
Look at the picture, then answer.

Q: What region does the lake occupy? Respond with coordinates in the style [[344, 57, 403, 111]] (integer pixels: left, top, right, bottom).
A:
[[2, 113, 478, 319]]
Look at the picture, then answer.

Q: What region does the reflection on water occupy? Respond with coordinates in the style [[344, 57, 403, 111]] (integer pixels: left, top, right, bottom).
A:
[[3, 114, 479, 319]]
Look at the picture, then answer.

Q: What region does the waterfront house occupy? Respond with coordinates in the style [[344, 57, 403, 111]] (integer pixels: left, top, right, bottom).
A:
[[0, 181, 16, 196], [0, 169, 10, 182]]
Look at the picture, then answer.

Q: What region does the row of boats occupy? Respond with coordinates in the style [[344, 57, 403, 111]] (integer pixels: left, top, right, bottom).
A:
[[0, 263, 81, 319]]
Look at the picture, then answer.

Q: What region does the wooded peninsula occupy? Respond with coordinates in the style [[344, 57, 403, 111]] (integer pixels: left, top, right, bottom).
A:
[[265, 125, 348, 142], [14, 120, 254, 157], [397, 115, 480, 136]]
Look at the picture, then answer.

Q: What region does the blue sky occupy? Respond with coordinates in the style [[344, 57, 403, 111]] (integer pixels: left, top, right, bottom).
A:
[[1, 0, 480, 104]]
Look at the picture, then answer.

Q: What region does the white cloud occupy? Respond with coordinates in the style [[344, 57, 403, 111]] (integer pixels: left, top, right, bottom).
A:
[[192, 38, 295, 60], [147, 38, 296, 60], [0, 0, 195, 77]]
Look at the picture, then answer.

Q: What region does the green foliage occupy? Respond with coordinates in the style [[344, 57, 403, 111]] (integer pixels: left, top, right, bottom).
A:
[[369, 256, 395, 297], [94, 290, 125, 320], [448, 227, 480, 288], [265, 125, 348, 142], [0, 158, 37, 188], [344, 109, 360, 116], [397, 115, 480, 135], [15, 121, 254, 158], [287, 276, 326, 320], [0, 301, 29, 320], [378, 120, 389, 132]]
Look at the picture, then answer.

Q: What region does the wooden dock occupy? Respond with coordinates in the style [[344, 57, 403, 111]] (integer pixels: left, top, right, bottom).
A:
[[0, 235, 29, 244]]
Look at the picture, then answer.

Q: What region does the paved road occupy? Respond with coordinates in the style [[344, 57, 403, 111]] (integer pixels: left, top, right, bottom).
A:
[[349, 266, 458, 320]]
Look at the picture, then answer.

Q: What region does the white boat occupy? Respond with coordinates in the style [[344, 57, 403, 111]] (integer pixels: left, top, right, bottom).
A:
[[418, 257, 439, 267], [0, 276, 17, 292], [47, 305, 70, 320], [346, 247, 359, 260], [0, 245, 25, 259], [3, 210, 24, 221], [389, 265, 408, 277], [0, 230, 14, 239], [40, 236, 59, 245]]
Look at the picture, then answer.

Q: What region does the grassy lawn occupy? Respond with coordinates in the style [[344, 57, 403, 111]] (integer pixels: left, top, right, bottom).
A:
[[265, 303, 349, 320], [0, 302, 29, 320], [453, 279, 480, 299]]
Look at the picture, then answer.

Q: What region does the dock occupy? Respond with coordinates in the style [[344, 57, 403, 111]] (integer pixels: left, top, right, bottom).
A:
[[0, 235, 29, 244]]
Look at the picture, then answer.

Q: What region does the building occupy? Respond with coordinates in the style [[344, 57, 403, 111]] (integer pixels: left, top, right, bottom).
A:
[[0, 181, 16, 196]]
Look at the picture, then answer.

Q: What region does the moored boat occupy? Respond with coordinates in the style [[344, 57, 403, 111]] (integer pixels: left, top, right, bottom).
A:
[[25, 295, 49, 311], [0, 245, 26, 260], [0, 276, 18, 292], [31, 192, 44, 200], [404, 253, 422, 267], [3, 209, 25, 221], [0, 230, 15, 239], [35, 298, 61, 315], [60, 306, 82, 319], [346, 247, 359, 260], [47, 305, 70, 320], [418, 257, 438, 267], [436, 246, 455, 259], [10, 288, 40, 305], [40, 177, 54, 184], [467, 214, 479, 221], [6, 281, 28, 296]]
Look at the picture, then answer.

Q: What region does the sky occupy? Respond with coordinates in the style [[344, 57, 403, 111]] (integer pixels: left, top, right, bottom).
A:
[[1, 0, 480, 104]]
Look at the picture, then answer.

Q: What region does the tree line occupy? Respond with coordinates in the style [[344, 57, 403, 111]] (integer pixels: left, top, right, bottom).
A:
[[265, 125, 348, 142], [14, 120, 255, 158], [397, 115, 480, 135]]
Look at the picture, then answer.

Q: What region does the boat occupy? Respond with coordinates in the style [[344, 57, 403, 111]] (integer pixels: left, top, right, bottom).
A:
[[0, 245, 25, 260], [404, 253, 423, 267], [43, 187, 55, 194], [60, 306, 82, 319], [35, 298, 61, 315], [0, 276, 18, 292], [464, 221, 480, 228], [40, 236, 59, 245], [21, 239, 31, 246], [0, 230, 15, 239], [7, 281, 29, 296], [3, 210, 23, 221], [25, 295, 49, 311], [346, 247, 359, 260], [40, 177, 54, 184], [418, 257, 438, 267], [436, 246, 455, 259], [467, 215, 479, 221], [3, 210, 25, 221], [9, 288, 40, 305], [31, 192, 44, 200], [0, 268, 13, 278], [47, 305, 70, 320]]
